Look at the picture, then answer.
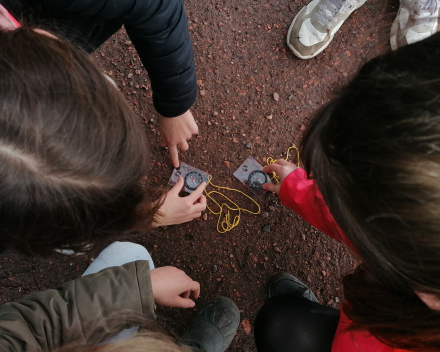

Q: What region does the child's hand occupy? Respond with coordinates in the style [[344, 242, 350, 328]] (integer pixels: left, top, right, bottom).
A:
[[150, 266, 200, 308], [262, 160, 298, 194], [152, 177, 207, 227], [159, 110, 199, 168]]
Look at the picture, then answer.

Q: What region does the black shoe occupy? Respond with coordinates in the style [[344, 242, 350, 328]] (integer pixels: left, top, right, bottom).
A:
[[182, 297, 240, 352], [267, 272, 319, 303]]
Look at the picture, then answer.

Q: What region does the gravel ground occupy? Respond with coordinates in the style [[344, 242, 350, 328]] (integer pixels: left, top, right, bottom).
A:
[[0, 1, 397, 351]]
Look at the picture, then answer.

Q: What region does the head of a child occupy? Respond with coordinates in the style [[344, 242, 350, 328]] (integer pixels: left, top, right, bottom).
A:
[[56, 332, 188, 352], [0, 28, 155, 255], [302, 33, 440, 350]]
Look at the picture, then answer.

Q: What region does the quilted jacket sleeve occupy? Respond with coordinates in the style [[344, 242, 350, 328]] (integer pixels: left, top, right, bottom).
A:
[[55, 0, 197, 117], [0, 260, 155, 352], [3, 0, 197, 117]]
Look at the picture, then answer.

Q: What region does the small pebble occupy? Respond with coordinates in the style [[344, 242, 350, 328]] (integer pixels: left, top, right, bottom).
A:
[[212, 265, 218, 273], [245, 142, 252, 149], [273, 92, 280, 101], [268, 206, 276, 212], [127, 73, 133, 78], [266, 114, 273, 120], [261, 212, 269, 218], [241, 319, 252, 334], [200, 89, 206, 96], [274, 247, 281, 253], [203, 213, 208, 221], [213, 111, 219, 116], [262, 224, 271, 232], [223, 160, 230, 168]]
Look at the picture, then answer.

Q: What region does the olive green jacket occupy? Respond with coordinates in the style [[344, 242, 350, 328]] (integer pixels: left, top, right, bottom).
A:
[[0, 260, 156, 351]]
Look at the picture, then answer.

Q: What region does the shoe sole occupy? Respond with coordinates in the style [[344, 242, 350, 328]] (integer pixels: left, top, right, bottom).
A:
[[287, 0, 367, 59]]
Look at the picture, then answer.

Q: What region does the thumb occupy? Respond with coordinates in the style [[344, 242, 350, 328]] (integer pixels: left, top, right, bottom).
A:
[[171, 177, 185, 194], [262, 182, 281, 193], [188, 181, 206, 202], [174, 297, 196, 308]]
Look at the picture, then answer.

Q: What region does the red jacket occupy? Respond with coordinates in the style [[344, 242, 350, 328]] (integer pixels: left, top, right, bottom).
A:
[[279, 167, 409, 352]]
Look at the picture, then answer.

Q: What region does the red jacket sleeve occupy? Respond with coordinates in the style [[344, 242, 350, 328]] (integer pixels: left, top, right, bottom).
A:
[[279, 168, 347, 244], [279, 169, 410, 352]]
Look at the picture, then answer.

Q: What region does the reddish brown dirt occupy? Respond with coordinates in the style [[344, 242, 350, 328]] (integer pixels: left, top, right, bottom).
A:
[[0, 0, 398, 350]]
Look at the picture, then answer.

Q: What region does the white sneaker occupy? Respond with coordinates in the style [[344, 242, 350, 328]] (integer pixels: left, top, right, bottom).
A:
[[54, 243, 92, 256], [287, 0, 367, 59], [390, 0, 440, 50]]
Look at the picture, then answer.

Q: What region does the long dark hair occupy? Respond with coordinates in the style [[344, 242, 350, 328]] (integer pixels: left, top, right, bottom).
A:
[[302, 33, 440, 350], [0, 28, 159, 255]]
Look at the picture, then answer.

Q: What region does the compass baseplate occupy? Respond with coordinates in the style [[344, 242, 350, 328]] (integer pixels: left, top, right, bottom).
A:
[[233, 156, 272, 197], [168, 162, 210, 193]]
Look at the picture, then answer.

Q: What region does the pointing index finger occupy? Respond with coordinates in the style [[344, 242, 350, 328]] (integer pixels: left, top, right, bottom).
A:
[[169, 145, 179, 168]]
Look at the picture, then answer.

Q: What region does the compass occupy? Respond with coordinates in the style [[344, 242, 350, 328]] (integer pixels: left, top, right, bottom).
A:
[[184, 171, 204, 191], [248, 170, 268, 189]]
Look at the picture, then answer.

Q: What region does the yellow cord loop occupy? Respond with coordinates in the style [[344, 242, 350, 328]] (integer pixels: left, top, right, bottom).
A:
[[204, 145, 298, 233], [204, 175, 260, 234], [265, 146, 300, 184]]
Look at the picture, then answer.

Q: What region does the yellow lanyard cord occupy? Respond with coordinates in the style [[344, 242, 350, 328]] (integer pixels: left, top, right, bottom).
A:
[[203, 146, 298, 233], [204, 175, 261, 233], [265, 146, 300, 184]]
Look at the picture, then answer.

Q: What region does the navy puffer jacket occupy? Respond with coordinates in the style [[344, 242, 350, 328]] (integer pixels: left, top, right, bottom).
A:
[[1, 0, 197, 117]]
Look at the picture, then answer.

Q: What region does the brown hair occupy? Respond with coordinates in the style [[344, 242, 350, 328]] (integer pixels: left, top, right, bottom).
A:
[[0, 28, 160, 255], [302, 33, 440, 350], [56, 333, 189, 352], [53, 316, 189, 352]]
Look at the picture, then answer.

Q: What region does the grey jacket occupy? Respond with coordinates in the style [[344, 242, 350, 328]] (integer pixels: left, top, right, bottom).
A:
[[0, 260, 155, 352]]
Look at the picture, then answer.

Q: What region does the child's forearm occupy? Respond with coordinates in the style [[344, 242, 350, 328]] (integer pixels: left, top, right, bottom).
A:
[[279, 168, 347, 244]]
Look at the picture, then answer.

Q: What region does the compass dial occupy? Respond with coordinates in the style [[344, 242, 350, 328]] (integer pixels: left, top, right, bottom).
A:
[[248, 170, 268, 189], [184, 171, 204, 191]]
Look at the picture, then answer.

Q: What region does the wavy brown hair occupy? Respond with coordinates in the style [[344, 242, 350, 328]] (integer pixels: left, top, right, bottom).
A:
[[0, 28, 160, 256], [56, 333, 189, 352], [302, 33, 440, 350]]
